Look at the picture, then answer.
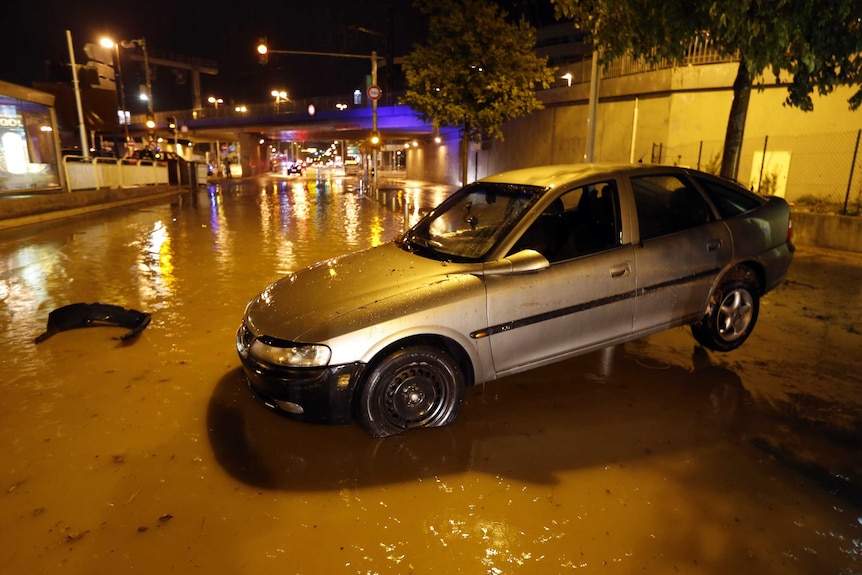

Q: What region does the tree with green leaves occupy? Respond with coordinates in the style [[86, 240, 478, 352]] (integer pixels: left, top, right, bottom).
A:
[[401, 0, 556, 184], [552, 0, 862, 180]]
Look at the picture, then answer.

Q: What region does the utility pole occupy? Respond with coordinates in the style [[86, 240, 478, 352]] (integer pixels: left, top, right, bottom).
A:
[[66, 30, 90, 158]]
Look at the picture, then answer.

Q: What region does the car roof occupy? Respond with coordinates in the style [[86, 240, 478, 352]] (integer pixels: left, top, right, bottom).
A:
[[479, 162, 677, 190]]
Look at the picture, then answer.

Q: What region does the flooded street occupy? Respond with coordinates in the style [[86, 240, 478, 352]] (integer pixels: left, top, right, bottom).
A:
[[1, 173, 860, 574]]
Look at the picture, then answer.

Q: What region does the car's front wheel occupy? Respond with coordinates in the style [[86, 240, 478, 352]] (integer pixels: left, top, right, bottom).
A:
[[691, 268, 760, 352], [357, 345, 465, 438]]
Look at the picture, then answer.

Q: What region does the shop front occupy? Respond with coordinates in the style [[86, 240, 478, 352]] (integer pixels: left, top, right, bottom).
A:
[[0, 81, 63, 194]]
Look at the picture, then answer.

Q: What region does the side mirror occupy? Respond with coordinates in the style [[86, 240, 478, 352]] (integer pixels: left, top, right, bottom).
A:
[[481, 249, 549, 276]]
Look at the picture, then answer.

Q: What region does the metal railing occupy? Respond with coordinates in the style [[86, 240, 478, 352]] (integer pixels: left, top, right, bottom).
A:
[[555, 37, 737, 86]]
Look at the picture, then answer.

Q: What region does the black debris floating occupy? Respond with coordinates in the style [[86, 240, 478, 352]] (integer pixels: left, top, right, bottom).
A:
[[34, 303, 151, 344]]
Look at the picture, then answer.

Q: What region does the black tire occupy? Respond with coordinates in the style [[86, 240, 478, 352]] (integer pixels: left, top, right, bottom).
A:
[[357, 345, 465, 438], [691, 269, 760, 352]]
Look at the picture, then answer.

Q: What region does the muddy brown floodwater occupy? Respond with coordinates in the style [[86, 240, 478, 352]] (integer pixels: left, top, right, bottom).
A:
[[1, 174, 860, 574]]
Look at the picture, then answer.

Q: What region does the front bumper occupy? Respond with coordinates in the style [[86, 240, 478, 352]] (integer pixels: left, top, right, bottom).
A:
[[236, 326, 366, 424]]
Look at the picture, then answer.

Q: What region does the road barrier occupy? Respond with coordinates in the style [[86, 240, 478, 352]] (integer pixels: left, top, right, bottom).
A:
[[62, 155, 169, 191]]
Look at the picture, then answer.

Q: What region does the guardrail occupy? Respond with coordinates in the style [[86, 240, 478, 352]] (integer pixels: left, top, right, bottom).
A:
[[62, 155, 169, 191]]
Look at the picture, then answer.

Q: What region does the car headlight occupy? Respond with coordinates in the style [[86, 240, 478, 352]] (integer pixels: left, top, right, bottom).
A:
[[249, 338, 332, 368]]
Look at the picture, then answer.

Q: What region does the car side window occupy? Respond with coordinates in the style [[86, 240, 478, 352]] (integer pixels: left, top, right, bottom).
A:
[[691, 175, 763, 219], [631, 175, 713, 241], [509, 180, 621, 262]]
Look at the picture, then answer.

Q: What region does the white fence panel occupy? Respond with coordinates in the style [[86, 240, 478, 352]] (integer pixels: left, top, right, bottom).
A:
[[63, 156, 169, 191], [96, 160, 122, 188], [64, 159, 96, 191]]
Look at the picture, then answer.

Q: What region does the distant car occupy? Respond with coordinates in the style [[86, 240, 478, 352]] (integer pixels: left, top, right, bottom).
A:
[[287, 162, 304, 175], [237, 163, 794, 437]]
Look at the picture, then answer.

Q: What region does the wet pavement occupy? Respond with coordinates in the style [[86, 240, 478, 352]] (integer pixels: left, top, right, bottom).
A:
[[1, 170, 860, 574]]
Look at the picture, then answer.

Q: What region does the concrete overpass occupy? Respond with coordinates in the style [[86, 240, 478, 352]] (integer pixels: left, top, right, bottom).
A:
[[131, 98, 440, 149]]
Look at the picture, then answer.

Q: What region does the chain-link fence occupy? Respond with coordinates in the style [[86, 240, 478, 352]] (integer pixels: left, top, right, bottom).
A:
[[651, 130, 862, 215]]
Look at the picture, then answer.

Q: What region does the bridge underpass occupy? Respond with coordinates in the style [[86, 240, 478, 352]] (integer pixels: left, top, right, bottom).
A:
[[125, 101, 442, 178]]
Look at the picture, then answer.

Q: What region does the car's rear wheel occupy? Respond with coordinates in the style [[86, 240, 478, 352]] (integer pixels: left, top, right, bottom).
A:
[[357, 346, 465, 438], [691, 268, 760, 352]]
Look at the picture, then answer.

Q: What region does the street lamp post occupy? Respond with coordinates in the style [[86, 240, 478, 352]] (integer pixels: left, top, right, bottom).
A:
[[207, 96, 223, 174], [133, 38, 154, 121], [271, 90, 288, 113], [116, 38, 154, 134], [207, 96, 223, 114], [100, 37, 130, 156], [101, 37, 154, 139]]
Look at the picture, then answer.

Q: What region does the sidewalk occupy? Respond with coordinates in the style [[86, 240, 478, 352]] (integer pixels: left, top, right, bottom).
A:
[[0, 184, 188, 231]]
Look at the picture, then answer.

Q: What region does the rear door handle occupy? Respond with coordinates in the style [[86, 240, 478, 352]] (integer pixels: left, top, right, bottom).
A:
[[707, 238, 722, 251], [610, 263, 630, 278]]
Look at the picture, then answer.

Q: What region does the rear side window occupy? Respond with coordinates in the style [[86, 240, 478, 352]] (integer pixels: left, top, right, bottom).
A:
[[691, 175, 764, 218], [631, 175, 713, 241]]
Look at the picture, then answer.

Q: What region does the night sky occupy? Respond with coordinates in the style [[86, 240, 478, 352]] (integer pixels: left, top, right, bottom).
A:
[[2, 1, 558, 112], [2, 1, 427, 111]]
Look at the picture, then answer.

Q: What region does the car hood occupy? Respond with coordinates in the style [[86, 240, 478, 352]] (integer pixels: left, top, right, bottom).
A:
[[244, 242, 477, 341]]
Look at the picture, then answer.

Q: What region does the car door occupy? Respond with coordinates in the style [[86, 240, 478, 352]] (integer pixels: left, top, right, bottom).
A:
[[483, 181, 636, 375], [629, 173, 732, 334]]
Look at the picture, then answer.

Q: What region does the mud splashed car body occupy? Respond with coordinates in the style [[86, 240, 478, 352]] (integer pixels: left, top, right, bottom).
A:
[[237, 163, 794, 437]]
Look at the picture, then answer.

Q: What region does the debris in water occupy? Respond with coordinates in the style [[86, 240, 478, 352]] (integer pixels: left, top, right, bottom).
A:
[[34, 303, 151, 344]]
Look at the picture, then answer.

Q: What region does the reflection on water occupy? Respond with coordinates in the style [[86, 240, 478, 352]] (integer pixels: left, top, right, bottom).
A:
[[135, 220, 175, 308]]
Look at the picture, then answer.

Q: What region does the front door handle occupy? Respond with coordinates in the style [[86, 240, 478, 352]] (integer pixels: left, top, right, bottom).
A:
[[707, 238, 723, 251], [610, 263, 630, 278]]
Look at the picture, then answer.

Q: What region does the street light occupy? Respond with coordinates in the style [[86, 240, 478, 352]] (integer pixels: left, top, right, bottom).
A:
[[114, 38, 154, 130], [101, 37, 153, 137], [207, 96, 223, 114], [271, 90, 288, 113], [207, 97, 223, 175], [99, 37, 130, 155]]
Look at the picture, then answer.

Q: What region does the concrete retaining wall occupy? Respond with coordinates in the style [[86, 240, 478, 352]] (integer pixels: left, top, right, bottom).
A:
[[0, 187, 186, 231], [791, 212, 862, 253]]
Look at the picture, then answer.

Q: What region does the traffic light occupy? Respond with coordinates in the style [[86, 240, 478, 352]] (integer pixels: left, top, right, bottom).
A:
[[167, 116, 177, 131], [257, 38, 268, 65], [370, 131, 380, 146]]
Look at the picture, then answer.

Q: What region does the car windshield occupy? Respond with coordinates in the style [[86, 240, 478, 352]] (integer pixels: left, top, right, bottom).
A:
[[400, 182, 540, 262]]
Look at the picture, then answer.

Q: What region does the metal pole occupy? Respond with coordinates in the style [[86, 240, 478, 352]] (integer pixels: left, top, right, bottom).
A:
[[66, 30, 90, 158], [372, 50, 379, 194], [585, 49, 599, 163], [843, 129, 861, 215], [758, 135, 768, 191], [142, 38, 153, 119], [629, 98, 638, 164], [114, 44, 130, 155], [173, 124, 180, 185]]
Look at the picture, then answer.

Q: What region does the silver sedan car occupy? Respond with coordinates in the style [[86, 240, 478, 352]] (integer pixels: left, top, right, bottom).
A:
[[237, 163, 794, 437]]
